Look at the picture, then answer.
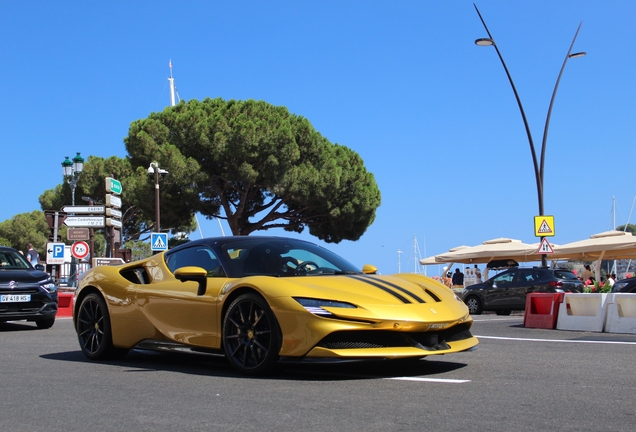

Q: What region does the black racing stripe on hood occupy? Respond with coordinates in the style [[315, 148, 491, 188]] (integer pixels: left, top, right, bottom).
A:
[[348, 275, 411, 304], [367, 277, 427, 303]]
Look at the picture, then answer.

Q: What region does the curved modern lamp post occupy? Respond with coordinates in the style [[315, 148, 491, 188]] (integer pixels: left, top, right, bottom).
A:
[[474, 4, 585, 267], [61, 152, 84, 206]]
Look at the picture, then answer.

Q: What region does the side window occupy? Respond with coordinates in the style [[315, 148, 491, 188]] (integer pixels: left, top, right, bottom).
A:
[[165, 246, 226, 277], [494, 270, 517, 286], [524, 271, 541, 282]]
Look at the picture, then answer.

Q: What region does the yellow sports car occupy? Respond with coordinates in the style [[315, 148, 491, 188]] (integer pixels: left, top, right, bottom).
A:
[[74, 236, 478, 375]]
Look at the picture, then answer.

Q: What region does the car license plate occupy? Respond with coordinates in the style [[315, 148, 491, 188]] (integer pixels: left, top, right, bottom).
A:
[[0, 294, 31, 303]]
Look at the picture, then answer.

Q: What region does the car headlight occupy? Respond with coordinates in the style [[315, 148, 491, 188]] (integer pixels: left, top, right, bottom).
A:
[[294, 297, 356, 317], [39, 279, 57, 293]]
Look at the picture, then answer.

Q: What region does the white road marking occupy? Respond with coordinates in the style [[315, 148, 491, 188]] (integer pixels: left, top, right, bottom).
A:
[[386, 377, 470, 383], [476, 335, 636, 345]]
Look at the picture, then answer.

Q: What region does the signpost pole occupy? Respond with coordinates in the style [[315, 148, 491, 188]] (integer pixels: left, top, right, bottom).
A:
[[52, 212, 59, 282]]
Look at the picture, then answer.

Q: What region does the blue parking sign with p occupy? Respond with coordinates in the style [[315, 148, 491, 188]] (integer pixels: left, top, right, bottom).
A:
[[53, 244, 64, 258]]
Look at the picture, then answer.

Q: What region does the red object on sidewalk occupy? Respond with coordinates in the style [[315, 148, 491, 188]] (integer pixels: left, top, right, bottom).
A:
[[57, 292, 74, 318], [523, 293, 565, 329]]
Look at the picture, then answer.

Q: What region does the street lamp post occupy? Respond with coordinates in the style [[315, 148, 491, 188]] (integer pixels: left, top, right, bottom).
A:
[[473, 4, 585, 267], [61, 152, 84, 287], [61, 152, 84, 206], [148, 162, 168, 233]]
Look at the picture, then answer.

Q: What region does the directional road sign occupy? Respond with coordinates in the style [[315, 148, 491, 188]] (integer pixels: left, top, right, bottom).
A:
[[151, 233, 168, 251], [71, 241, 90, 260], [46, 242, 66, 265], [106, 194, 122, 208], [93, 257, 125, 267], [64, 216, 105, 227], [67, 228, 90, 241], [105, 177, 122, 195], [62, 206, 105, 214], [106, 218, 122, 228], [106, 208, 122, 218]]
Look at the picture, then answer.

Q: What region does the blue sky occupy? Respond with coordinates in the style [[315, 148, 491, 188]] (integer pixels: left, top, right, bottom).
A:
[[2, 1, 636, 274]]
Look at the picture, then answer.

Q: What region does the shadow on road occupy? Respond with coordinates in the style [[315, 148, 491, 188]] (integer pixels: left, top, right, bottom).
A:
[[0, 322, 43, 332], [41, 348, 468, 381]]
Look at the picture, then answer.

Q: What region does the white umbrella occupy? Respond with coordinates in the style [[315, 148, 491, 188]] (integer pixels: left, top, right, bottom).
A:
[[423, 238, 542, 265], [550, 231, 636, 261]]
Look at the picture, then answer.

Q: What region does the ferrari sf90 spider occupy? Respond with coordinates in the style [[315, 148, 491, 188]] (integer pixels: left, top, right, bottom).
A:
[[74, 236, 477, 374]]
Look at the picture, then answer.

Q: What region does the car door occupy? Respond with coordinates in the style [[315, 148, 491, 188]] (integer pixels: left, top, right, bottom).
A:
[[513, 269, 541, 308], [136, 245, 229, 349], [482, 269, 518, 309]]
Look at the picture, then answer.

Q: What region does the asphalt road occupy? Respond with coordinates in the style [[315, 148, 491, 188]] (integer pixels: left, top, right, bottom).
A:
[[1, 314, 634, 431]]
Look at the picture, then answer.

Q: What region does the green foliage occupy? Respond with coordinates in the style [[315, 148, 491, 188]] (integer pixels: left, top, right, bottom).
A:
[[584, 280, 612, 293], [0, 211, 50, 253], [125, 98, 381, 243], [616, 224, 636, 235], [123, 240, 151, 261], [38, 155, 197, 244], [168, 235, 190, 248]]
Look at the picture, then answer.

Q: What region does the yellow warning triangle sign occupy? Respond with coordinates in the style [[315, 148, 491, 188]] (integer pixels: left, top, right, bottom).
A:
[[538, 219, 553, 234], [537, 237, 554, 254]]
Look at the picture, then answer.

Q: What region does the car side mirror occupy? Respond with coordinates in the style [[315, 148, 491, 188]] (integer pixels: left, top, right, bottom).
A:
[[174, 266, 208, 296], [35, 264, 45, 271], [362, 264, 378, 275]]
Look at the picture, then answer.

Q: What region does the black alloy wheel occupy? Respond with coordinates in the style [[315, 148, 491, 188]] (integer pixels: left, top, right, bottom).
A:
[[465, 295, 483, 315], [222, 293, 281, 375], [76, 293, 127, 360]]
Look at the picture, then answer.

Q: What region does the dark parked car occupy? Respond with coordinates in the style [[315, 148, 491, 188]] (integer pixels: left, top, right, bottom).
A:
[[461, 267, 583, 315], [612, 278, 636, 293], [0, 246, 58, 328]]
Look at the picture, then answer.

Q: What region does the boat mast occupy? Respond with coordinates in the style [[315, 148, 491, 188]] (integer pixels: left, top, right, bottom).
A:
[[169, 60, 176, 107]]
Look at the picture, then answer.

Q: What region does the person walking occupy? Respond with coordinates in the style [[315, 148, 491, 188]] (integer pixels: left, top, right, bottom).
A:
[[25, 243, 39, 266]]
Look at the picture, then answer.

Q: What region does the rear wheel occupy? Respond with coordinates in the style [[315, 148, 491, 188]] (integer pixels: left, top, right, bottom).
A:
[[76, 293, 128, 360], [222, 293, 281, 375], [35, 316, 55, 329], [465, 296, 483, 315]]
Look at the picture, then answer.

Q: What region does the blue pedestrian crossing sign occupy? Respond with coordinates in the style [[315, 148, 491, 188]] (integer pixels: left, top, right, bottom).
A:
[[151, 233, 168, 251]]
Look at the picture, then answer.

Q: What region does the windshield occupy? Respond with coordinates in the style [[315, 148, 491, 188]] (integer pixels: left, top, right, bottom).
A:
[[554, 270, 579, 281], [222, 238, 361, 277], [0, 249, 32, 270]]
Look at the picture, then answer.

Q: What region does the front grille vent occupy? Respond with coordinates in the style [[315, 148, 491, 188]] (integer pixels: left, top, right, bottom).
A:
[[317, 323, 473, 351]]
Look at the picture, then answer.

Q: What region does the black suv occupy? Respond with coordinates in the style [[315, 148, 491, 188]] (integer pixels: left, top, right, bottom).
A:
[[461, 267, 583, 315], [0, 246, 58, 328]]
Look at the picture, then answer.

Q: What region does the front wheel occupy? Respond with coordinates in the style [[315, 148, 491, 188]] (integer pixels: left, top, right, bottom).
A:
[[76, 293, 128, 360], [222, 293, 281, 375], [464, 296, 483, 315]]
